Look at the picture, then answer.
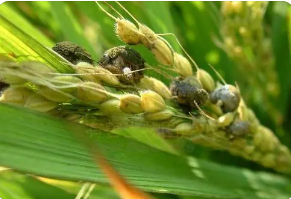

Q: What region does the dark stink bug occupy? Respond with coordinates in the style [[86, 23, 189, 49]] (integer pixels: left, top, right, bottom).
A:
[[52, 41, 94, 65], [98, 46, 145, 84], [170, 76, 209, 108]]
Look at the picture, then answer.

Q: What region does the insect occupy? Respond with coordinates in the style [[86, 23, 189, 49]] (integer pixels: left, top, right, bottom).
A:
[[170, 76, 209, 108], [225, 120, 250, 140], [98, 46, 145, 84], [52, 41, 94, 65], [210, 84, 241, 113]]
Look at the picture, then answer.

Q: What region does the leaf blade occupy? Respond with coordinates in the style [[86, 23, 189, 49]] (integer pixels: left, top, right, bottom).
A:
[[0, 103, 290, 199]]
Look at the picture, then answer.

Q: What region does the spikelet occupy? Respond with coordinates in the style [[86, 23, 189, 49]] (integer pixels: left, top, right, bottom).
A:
[[173, 53, 193, 77], [140, 90, 166, 113], [99, 99, 123, 114], [231, 2, 243, 14], [253, 128, 264, 147], [0, 61, 55, 85], [0, 87, 33, 105], [174, 123, 193, 136], [144, 109, 173, 121], [197, 69, 215, 92], [221, 1, 233, 15], [243, 145, 255, 155], [0, 74, 26, 85], [50, 75, 82, 93], [75, 62, 100, 83], [139, 24, 158, 47], [115, 19, 142, 45], [38, 86, 72, 103], [0, 62, 26, 85], [218, 112, 234, 127], [76, 62, 120, 86], [138, 76, 171, 99], [76, 82, 107, 103], [119, 94, 143, 114], [25, 94, 58, 112], [261, 154, 276, 168], [151, 39, 173, 66], [22, 61, 55, 75]]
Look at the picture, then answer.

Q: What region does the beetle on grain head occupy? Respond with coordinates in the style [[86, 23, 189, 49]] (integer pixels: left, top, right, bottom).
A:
[[207, 64, 241, 113], [96, 2, 225, 114], [96, 1, 197, 78], [52, 41, 94, 65], [226, 120, 250, 140], [52, 41, 148, 85], [98, 46, 145, 84], [170, 76, 209, 109]]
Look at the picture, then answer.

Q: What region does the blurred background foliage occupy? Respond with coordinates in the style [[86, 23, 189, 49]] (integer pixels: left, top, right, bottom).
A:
[[0, 1, 291, 199]]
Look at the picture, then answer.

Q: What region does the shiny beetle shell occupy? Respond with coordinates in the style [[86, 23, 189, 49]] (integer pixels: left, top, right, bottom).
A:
[[98, 46, 145, 84], [226, 120, 250, 140], [170, 76, 209, 108], [210, 84, 240, 113], [52, 41, 94, 65]]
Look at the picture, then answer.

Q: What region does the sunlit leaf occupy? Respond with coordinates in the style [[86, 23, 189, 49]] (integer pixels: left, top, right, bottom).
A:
[[0, 104, 290, 199]]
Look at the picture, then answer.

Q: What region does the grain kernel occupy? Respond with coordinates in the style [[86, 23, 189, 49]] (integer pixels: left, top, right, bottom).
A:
[[120, 94, 143, 114], [140, 90, 166, 113]]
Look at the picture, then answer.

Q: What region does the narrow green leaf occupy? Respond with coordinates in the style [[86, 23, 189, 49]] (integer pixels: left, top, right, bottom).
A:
[[49, 2, 98, 60], [0, 2, 53, 47], [0, 103, 290, 199], [272, 2, 291, 115], [0, 15, 74, 73], [113, 127, 178, 155], [38, 178, 120, 199], [0, 171, 75, 199], [73, 1, 122, 48]]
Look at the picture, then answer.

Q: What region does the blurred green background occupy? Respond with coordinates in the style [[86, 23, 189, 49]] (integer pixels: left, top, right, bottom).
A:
[[0, 1, 291, 199]]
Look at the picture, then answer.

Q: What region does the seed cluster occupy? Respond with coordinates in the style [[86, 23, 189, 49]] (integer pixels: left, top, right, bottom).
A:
[[104, 5, 193, 77], [0, 2, 290, 174], [220, 1, 281, 125]]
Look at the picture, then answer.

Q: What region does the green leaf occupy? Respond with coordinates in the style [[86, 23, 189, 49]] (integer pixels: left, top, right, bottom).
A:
[[0, 103, 290, 199], [0, 14, 74, 73], [113, 127, 178, 155], [49, 2, 98, 60], [0, 170, 75, 199], [0, 2, 53, 47], [38, 178, 121, 199], [171, 2, 237, 83], [272, 2, 291, 115], [73, 1, 122, 48]]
